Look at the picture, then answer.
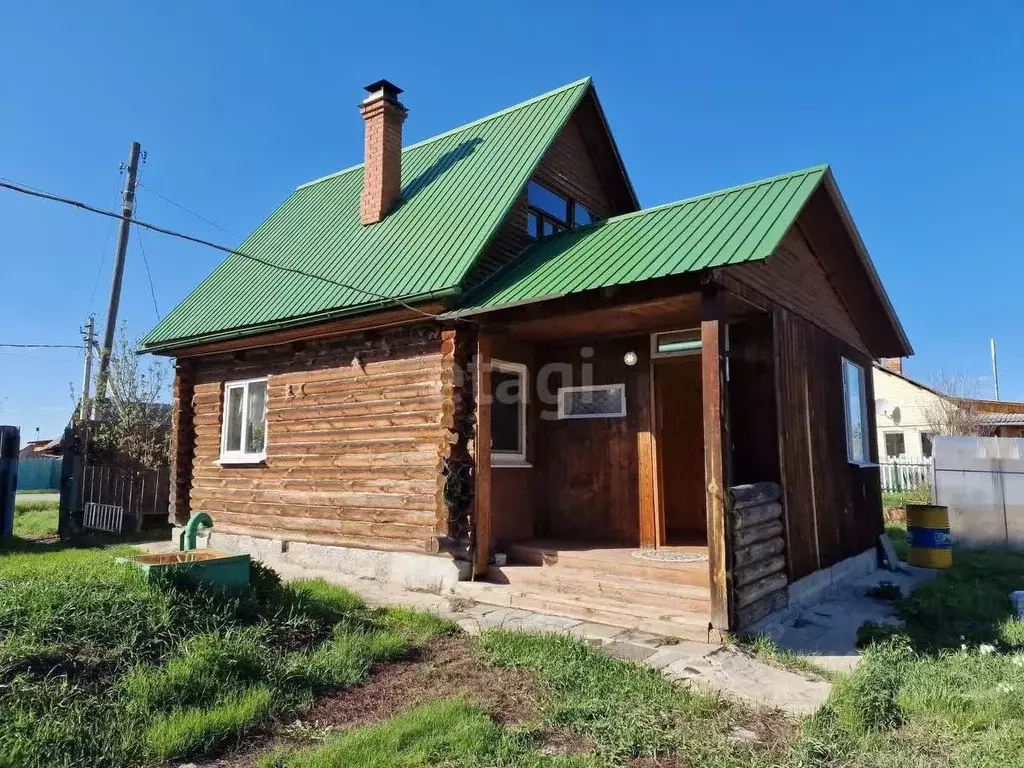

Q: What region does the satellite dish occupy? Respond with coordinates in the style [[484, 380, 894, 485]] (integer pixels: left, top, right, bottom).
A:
[[875, 398, 890, 416]]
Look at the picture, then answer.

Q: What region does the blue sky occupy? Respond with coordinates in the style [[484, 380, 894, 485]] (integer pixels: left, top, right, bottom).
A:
[[2, 1, 1022, 438]]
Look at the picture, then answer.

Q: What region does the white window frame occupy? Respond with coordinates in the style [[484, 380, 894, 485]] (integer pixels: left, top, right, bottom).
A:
[[650, 328, 703, 359], [883, 431, 906, 459], [490, 360, 528, 467], [557, 383, 627, 420], [842, 358, 872, 465], [219, 377, 269, 464]]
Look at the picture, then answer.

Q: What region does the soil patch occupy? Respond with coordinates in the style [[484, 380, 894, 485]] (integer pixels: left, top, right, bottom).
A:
[[190, 635, 542, 767], [305, 635, 541, 728]]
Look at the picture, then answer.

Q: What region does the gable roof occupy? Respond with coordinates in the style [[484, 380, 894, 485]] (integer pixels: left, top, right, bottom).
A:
[[142, 78, 616, 352], [451, 165, 912, 357], [452, 165, 828, 313]]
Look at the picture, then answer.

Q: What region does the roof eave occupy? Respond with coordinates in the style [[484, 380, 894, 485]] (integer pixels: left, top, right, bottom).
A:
[[139, 287, 458, 355], [821, 169, 914, 357]]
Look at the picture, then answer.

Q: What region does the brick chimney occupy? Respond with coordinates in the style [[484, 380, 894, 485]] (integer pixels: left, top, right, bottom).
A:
[[359, 79, 407, 225], [880, 357, 904, 375]]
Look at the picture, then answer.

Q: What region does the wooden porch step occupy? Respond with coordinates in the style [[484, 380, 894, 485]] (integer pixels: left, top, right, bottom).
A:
[[456, 579, 712, 643], [487, 564, 712, 614], [505, 543, 711, 587]]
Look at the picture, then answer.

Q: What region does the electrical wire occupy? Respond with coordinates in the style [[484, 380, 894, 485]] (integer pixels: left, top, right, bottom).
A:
[[136, 180, 234, 236], [88, 178, 124, 311], [0, 343, 83, 349], [0, 178, 466, 323], [135, 228, 161, 320]]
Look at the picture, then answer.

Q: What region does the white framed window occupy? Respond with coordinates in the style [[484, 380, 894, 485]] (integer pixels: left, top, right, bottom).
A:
[[490, 360, 527, 465], [557, 384, 627, 419], [220, 378, 268, 463], [651, 328, 702, 359], [842, 358, 870, 464]]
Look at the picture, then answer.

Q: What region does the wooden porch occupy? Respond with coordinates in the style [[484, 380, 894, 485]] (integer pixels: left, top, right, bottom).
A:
[[456, 540, 714, 642]]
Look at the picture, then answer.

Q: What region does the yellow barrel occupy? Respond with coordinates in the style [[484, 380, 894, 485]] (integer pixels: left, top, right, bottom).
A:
[[906, 504, 952, 568]]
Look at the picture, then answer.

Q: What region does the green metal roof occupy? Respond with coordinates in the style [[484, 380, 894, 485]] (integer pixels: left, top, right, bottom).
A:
[[141, 78, 593, 351], [452, 165, 829, 314]]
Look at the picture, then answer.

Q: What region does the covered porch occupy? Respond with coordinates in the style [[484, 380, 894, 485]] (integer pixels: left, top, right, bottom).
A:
[[462, 276, 781, 639]]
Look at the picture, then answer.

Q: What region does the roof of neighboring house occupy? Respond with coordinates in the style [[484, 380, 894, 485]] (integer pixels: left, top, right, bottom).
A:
[[450, 165, 828, 314], [142, 78, 616, 352], [976, 413, 1024, 427], [872, 362, 945, 398]]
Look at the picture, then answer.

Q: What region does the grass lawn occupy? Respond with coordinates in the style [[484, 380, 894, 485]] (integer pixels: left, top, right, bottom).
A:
[[3, 525, 1024, 767], [12, 499, 59, 539]]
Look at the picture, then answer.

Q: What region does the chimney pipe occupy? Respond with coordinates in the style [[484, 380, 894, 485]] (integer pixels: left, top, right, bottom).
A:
[[359, 79, 406, 225]]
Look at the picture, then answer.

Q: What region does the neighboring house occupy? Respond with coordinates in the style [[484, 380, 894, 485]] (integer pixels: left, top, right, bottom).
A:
[[873, 360, 1024, 459], [141, 78, 912, 639], [18, 439, 51, 459], [872, 360, 944, 459]]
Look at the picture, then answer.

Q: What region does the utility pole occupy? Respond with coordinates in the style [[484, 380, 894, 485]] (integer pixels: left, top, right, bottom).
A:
[[92, 141, 141, 419], [79, 316, 95, 422], [991, 337, 1000, 401]]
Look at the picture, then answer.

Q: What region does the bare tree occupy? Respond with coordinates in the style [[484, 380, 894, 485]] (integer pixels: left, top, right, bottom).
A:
[[922, 370, 992, 437], [81, 325, 172, 469]]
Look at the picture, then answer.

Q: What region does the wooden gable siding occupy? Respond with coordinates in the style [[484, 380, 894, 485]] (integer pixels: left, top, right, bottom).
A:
[[468, 107, 623, 286], [180, 324, 458, 554], [774, 308, 882, 580], [726, 227, 869, 355]]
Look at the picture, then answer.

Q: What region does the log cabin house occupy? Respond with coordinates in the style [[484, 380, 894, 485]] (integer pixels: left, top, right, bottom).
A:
[[142, 77, 912, 640]]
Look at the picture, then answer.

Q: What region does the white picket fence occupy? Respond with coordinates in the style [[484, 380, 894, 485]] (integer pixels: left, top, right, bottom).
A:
[[880, 457, 933, 492], [83, 502, 126, 534]]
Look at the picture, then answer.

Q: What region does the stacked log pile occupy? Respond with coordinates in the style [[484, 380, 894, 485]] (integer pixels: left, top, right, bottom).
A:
[[729, 482, 788, 628]]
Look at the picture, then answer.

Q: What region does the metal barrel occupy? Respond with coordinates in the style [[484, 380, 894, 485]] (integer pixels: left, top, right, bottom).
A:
[[906, 504, 952, 568]]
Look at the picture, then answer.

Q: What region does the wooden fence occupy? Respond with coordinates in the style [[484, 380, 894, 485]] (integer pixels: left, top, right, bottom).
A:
[[79, 464, 169, 531], [880, 458, 932, 493]]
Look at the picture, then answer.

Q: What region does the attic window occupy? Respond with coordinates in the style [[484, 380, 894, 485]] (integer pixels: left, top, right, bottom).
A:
[[526, 180, 595, 239]]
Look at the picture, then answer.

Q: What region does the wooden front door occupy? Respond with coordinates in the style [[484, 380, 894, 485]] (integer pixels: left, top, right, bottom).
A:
[[654, 356, 707, 545]]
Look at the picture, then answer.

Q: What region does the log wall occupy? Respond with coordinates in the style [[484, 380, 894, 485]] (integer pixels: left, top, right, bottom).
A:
[[178, 323, 461, 554], [729, 482, 789, 629]]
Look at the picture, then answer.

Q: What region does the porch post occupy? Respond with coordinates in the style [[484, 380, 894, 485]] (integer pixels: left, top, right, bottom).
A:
[[701, 285, 733, 631], [474, 332, 493, 576], [637, 354, 660, 548]]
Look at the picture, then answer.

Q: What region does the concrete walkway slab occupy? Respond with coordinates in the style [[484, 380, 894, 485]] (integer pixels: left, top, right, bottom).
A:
[[750, 566, 937, 672], [668, 646, 830, 715]]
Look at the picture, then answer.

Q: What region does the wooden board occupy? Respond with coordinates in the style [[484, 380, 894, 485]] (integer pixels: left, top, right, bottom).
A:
[[701, 287, 732, 631], [474, 333, 493, 574], [654, 356, 706, 544]]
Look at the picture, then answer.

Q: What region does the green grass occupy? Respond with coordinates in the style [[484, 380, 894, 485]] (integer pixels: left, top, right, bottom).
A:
[[12, 499, 58, 539], [0, 542, 452, 767], [737, 633, 835, 680], [882, 486, 932, 510]]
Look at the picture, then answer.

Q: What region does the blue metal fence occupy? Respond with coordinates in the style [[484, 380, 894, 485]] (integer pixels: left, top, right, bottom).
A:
[[17, 457, 61, 491]]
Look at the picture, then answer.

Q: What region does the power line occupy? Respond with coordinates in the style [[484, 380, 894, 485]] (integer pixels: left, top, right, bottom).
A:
[[0, 177, 462, 323], [88, 177, 125, 312], [136, 180, 234, 236], [0, 343, 83, 349], [135, 228, 161, 320]]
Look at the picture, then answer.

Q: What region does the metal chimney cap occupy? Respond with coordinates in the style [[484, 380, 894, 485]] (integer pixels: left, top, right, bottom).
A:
[[363, 79, 403, 100]]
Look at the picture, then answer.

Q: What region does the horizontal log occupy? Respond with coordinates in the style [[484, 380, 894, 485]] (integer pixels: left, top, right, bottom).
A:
[[271, 413, 447, 434], [266, 397, 445, 422], [197, 508, 436, 541], [735, 590, 788, 630], [272, 355, 442, 385], [733, 554, 786, 588], [206, 522, 443, 555], [729, 482, 782, 509], [733, 536, 785, 568], [733, 520, 784, 549], [193, 344, 443, 381], [735, 572, 789, 609], [191, 465, 437, 482], [267, 454, 441, 470], [731, 502, 782, 529], [187, 475, 436, 494], [192, 497, 436, 524], [194, 486, 436, 513]]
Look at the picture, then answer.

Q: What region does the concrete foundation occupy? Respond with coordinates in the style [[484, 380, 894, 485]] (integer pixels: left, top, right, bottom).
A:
[[171, 527, 471, 592], [786, 547, 879, 609]]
